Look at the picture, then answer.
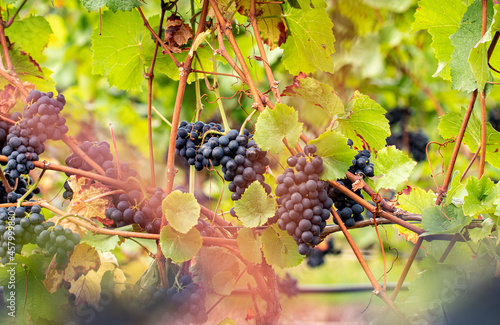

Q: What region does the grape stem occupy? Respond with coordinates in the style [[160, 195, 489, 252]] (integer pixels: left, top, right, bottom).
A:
[[16, 168, 46, 208], [108, 123, 123, 181], [391, 237, 423, 302], [62, 135, 106, 175], [212, 49, 231, 131], [0, 168, 12, 193], [56, 214, 99, 228], [239, 109, 257, 135], [151, 106, 172, 127]]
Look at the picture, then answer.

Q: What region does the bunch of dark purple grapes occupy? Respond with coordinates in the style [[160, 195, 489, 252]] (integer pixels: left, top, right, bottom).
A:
[[105, 188, 164, 233], [277, 273, 299, 297], [140, 275, 208, 324], [275, 144, 333, 255], [386, 131, 428, 162], [2, 90, 68, 179], [306, 238, 341, 268], [175, 120, 224, 171], [63, 140, 138, 200], [349, 149, 374, 177], [0, 174, 40, 204], [327, 178, 365, 227], [195, 219, 216, 237]]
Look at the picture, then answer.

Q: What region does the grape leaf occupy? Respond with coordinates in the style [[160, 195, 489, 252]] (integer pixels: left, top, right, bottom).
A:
[[0, 255, 66, 322], [373, 146, 417, 191], [281, 76, 344, 118], [336, 0, 381, 36], [449, 0, 493, 92], [280, 3, 335, 74], [80, 0, 142, 12], [468, 217, 495, 242], [212, 271, 237, 296], [234, 182, 277, 227], [80, 231, 121, 252], [63, 244, 101, 282], [237, 228, 262, 264], [463, 176, 500, 216], [69, 270, 102, 308], [254, 103, 303, 153], [91, 10, 145, 91], [335, 91, 390, 151], [421, 204, 472, 236], [136, 260, 161, 290], [398, 186, 436, 214], [4, 16, 52, 61], [364, 0, 414, 12], [218, 318, 236, 325], [439, 107, 500, 170], [160, 225, 202, 263], [309, 130, 354, 180], [468, 41, 490, 92], [412, 0, 467, 79], [192, 247, 240, 295], [261, 224, 302, 268], [162, 190, 200, 234], [446, 170, 465, 205]]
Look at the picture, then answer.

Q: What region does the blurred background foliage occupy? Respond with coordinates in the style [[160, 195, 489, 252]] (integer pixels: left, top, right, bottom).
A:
[[4, 0, 500, 322]]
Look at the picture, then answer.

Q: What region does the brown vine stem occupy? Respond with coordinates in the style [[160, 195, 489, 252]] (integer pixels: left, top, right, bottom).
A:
[[5, 0, 28, 28], [158, 0, 211, 287], [391, 237, 423, 301], [435, 90, 478, 205], [209, 0, 265, 110], [37, 200, 237, 246], [0, 20, 13, 70], [144, 2, 167, 188], [214, 27, 249, 84], [439, 234, 458, 263], [331, 209, 405, 319], [479, 0, 488, 178], [345, 172, 396, 213], [372, 215, 387, 291], [61, 135, 106, 175], [461, 146, 481, 182], [0, 167, 12, 193], [137, 7, 181, 68], [250, 0, 281, 103], [328, 179, 424, 234], [0, 68, 28, 97]]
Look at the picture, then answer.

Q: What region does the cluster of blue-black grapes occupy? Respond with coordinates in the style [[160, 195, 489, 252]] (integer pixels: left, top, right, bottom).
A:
[[63, 140, 138, 200], [0, 175, 39, 204], [175, 120, 224, 171], [277, 273, 299, 297], [139, 275, 208, 324], [105, 187, 165, 233], [0, 205, 45, 264], [36, 224, 81, 267], [175, 121, 271, 201], [347, 143, 374, 177], [2, 90, 68, 179], [195, 219, 216, 237], [306, 238, 340, 268], [275, 144, 333, 255]]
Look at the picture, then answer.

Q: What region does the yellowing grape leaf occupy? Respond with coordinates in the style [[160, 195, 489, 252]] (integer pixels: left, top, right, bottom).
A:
[[234, 182, 277, 227], [237, 228, 262, 264], [160, 225, 202, 263], [162, 190, 200, 234], [69, 270, 102, 308], [261, 225, 302, 268]]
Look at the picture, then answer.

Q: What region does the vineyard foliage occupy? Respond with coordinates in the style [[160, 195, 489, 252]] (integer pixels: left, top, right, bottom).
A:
[[1, 0, 500, 324]]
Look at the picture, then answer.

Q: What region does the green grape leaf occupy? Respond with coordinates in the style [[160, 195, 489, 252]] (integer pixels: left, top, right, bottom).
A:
[[237, 228, 262, 264], [261, 224, 303, 268], [69, 270, 102, 308], [398, 187, 436, 214], [468, 217, 495, 242], [91, 10, 145, 91], [336, 0, 381, 36], [218, 318, 236, 325], [446, 170, 465, 205], [468, 41, 490, 92], [4, 16, 52, 61], [192, 247, 240, 295], [421, 204, 472, 236], [335, 91, 390, 151], [449, 0, 493, 92], [373, 146, 417, 191], [412, 0, 467, 79], [281, 76, 344, 119], [160, 225, 202, 263], [281, 4, 335, 74], [309, 131, 354, 180], [0, 255, 66, 322], [81, 0, 142, 12], [463, 176, 500, 216], [80, 231, 121, 252], [254, 103, 303, 153], [212, 271, 237, 296], [234, 182, 277, 227], [439, 107, 500, 169], [162, 190, 200, 234], [135, 260, 161, 290]]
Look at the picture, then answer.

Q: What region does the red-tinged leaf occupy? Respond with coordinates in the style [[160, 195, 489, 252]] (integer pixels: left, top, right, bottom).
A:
[[0, 84, 18, 114], [245, 308, 256, 321]]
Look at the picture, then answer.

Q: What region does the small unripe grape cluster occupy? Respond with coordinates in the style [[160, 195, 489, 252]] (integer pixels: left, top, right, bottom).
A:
[[36, 224, 81, 267], [275, 144, 333, 255]]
